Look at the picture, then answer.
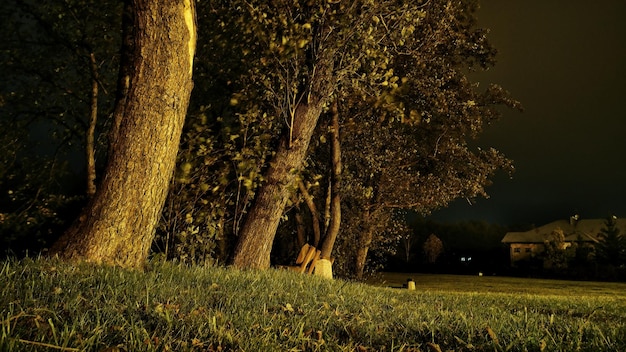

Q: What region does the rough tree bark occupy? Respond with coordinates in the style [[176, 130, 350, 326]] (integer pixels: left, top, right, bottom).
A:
[[50, 0, 196, 268], [231, 102, 329, 269], [230, 23, 337, 269], [355, 207, 373, 280], [86, 52, 99, 198]]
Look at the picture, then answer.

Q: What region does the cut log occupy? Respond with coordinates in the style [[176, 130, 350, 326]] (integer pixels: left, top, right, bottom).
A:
[[299, 245, 317, 273], [295, 243, 311, 264], [307, 250, 321, 274], [280, 244, 332, 279]]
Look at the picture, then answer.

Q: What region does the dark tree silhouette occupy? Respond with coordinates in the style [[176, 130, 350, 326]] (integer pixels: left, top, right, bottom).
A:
[[596, 215, 625, 267]]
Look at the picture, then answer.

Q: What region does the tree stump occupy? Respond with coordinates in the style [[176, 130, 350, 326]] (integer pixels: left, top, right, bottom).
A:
[[313, 259, 333, 279]]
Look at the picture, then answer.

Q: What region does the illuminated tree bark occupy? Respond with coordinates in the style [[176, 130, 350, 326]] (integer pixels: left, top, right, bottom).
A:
[[229, 0, 520, 272], [231, 100, 330, 269], [355, 210, 374, 281], [230, 10, 337, 269], [50, 0, 196, 268], [86, 52, 99, 198]]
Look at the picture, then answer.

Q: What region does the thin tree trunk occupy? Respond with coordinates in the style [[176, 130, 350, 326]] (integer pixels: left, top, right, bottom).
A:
[[294, 205, 306, 250], [216, 197, 229, 263], [403, 236, 412, 263], [109, 1, 133, 154], [297, 180, 321, 247], [324, 177, 331, 231], [320, 100, 341, 259], [50, 0, 196, 269], [86, 52, 99, 198]]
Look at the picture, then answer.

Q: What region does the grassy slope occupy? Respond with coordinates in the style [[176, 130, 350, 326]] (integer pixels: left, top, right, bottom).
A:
[[1, 258, 625, 351]]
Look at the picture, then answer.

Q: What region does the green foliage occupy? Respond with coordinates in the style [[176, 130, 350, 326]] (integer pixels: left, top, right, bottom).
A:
[[2, 0, 520, 274], [3, 258, 626, 351], [0, 0, 120, 157], [570, 236, 595, 266], [0, 0, 121, 254], [288, 0, 519, 277], [332, 209, 410, 278], [159, 0, 436, 265], [0, 153, 82, 257], [0, 122, 83, 256], [155, 2, 290, 263], [500, 218, 626, 281]]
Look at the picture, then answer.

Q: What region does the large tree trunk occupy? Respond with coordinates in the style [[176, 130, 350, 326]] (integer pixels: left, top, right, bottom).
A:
[[319, 100, 341, 259], [231, 21, 336, 269], [50, 0, 196, 269], [231, 102, 327, 269]]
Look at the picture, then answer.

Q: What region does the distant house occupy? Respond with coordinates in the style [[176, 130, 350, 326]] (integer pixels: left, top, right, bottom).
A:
[[501, 216, 625, 266]]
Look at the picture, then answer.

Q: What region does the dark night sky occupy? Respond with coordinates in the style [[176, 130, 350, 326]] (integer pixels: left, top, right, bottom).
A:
[[430, 1, 626, 226]]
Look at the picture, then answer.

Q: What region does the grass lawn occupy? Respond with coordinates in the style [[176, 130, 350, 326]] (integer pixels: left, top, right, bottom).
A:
[[2, 258, 626, 351], [369, 272, 626, 297]]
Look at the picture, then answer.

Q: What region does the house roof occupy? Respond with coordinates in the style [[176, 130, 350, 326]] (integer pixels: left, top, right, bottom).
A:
[[502, 217, 626, 244]]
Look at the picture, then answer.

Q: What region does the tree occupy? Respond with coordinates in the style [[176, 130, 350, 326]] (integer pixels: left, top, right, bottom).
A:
[[50, 0, 197, 268], [596, 215, 625, 267], [543, 228, 569, 270], [423, 234, 444, 264], [229, 0, 372, 269], [229, 0, 520, 270], [317, 0, 519, 278], [153, 0, 287, 264], [145, 0, 518, 273], [0, 0, 122, 254], [399, 233, 416, 264]]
